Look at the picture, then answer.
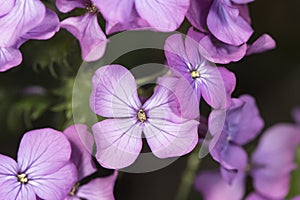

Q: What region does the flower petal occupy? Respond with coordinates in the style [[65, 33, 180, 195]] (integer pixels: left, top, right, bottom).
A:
[[17, 128, 72, 176], [22, 8, 60, 41], [251, 124, 300, 199], [94, 0, 134, 25], [90, 64, 141, 118], [246, 34, 276, 55], [245, 193, 272, 200], [198, 34, 247, 64], [292, 107, 300, 125], [195, 170, 246, 200], [207, 0, 253, 46], [56, 0, 86, 13], [0, 47, 22, 72], [93, 119, 143, 169], [186, 0, 212, 32], [135, 0, 189, 31], [231, 0, 254, 4], [144, 118, 199, 158], [61, 13, 108, 62], [76, 171, 117, 200], [31, 162, 77, 200], [0, 0, 46, 47], [64, 124, 96, 180], [0, 0, 15, 17], [198, 66, 236, 109]]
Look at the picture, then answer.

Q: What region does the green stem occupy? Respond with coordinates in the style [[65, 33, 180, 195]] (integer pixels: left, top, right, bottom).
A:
[[175, 147, 201, 200]]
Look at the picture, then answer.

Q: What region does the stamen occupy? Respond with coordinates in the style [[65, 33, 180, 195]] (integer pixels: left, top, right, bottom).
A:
[[86, 4, 98, 13], [137, 109, 147, 122], [69, 182, 80, 196], [17, 173, 28, 184], [190, 70, 200, 79]]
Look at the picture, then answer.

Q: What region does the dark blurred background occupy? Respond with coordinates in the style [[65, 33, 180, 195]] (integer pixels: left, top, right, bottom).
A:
[[0, 0, 300, 199]]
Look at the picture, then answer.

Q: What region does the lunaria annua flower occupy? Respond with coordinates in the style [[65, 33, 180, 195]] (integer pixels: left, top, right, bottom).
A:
[[186, 0, 276, 64], [0, 128, 77, 200], [0, 0, 59, 72], [56, 0, 108, 62], [164, 30, 236, 110], [94, 0, 190, 34], [63, 124, 117, 200], [90, 65, 199, 169], [208, 94, 264, 183], [195, 122, 300, 200]]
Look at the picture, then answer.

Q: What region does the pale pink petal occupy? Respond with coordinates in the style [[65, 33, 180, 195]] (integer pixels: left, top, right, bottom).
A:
[[64, 124, 96, 180], [0, 0, 46, 47], [61, 13, 108, 61], [231, 0, 254, 4], [90, 65, 141, 118], [76, 171, 117, 200], [56, 0, 86, 13], [195, 171, 246, 200], [246, 34, 276, 55], [93, 119, 143, 169], [245, 193, 274, 200], [31, 162, 77, 200], [0, 47, 22, 72], [135, 0, 189, 31], [17, 128, 72, 176], [0, 0, 15, 16]]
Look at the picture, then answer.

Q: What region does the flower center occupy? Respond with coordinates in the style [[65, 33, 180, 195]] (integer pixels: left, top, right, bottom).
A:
[[69, 182, 80, 196], [17, 173, 28, 184], [137, 109, 147, 122], [190, 70, 200, 79], [86, 4, 98, 13]]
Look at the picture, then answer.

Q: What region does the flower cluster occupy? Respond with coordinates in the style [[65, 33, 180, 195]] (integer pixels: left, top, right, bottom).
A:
[[0, 0, 299, 200]]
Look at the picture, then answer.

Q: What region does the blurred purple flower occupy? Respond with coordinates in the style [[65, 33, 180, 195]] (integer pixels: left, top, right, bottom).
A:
[[90, 65, 199, 169], [56, 0, 108, 62], [164, 31, 236, 110], [186, 0, 276, 64], [63, 125, 117, 200], [195, 123, 300, 200], [94, 0, 190, 34], [0, 0, 59, 72], [0, 128, 77, 199]]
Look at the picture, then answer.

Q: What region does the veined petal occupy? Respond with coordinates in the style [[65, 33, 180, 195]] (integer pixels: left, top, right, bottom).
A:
[[199, 34, 247, 64], [56, 0, 86, 13], [61, 13, 108, 62], [251, 124, 300, 199], [76, 171, 117, 200], [64, 124, 96, 180], [195, 171, 246, 200], [186, 0, 212, 32], [90, 65, 141, 118], [17, 128, 72, 176], [93, 119, 143, 169], [22, 8, 60, 41], [207, 0, 253, 46], [31, 162, 77, 200], [94, 0, 134, 25], [198, 66, 236, 109], [15, 184, 36, 200], [0, 0, 46, 47], [135, 0, 189, 31], [0, 0, 15, 17], [246, 34, 276, 55], [0, 47, 22, 72]]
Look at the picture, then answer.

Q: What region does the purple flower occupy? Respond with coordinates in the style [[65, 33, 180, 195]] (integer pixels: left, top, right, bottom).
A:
[[0, 128, 77, 199], [0, 0, 59, 72], [164, 31, 236, 110], [56, 0, 108, 62], [63, 125, 117, 200], [90, 65, 199, 169], [186, 0, 276, 64], [93, 0, 190, 34], [208, 95, 264, 183], [195, 123, 300, 200]]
